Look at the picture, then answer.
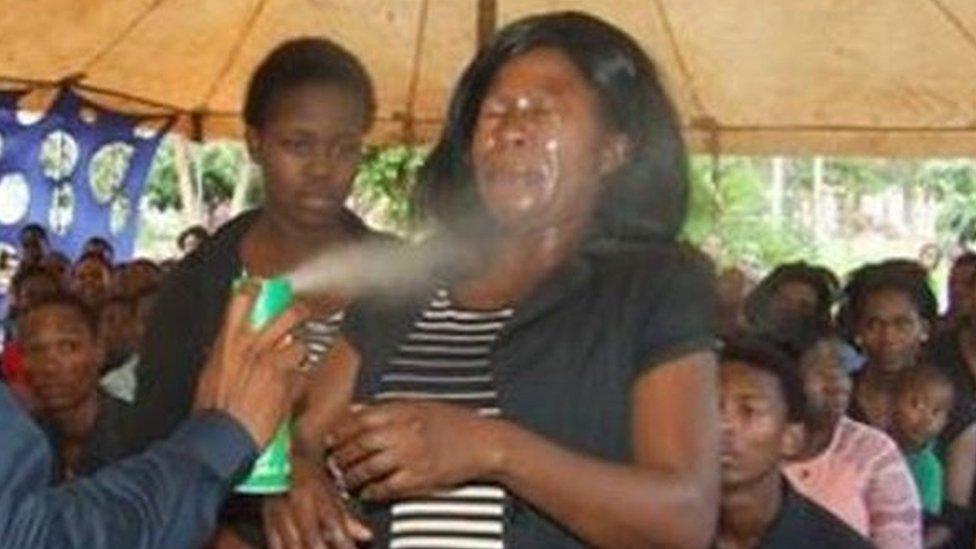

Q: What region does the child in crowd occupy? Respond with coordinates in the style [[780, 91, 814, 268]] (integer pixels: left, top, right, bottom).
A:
[[69, 252, 113, 310], [890, 364, 956, 547]]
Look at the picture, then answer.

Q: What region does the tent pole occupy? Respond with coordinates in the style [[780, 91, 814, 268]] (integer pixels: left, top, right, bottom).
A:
[[477, 0, 497, 48]]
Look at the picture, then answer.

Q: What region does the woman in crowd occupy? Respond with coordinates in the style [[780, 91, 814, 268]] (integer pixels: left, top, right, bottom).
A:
[[782, 328, 921, 548], [844, 261, 976, 547], [745, 262, 839, 337]]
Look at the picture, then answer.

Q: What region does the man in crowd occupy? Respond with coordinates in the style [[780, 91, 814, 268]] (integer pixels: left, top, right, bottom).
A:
[[716, 337, 872, 548]]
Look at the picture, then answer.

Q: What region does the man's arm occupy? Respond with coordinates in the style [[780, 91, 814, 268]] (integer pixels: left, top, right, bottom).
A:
[[0, 285, 308, 548], [0, 383, 257, 548]]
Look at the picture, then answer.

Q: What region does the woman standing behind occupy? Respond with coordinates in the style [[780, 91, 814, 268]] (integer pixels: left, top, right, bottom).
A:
[[119, 38, 382, 545]]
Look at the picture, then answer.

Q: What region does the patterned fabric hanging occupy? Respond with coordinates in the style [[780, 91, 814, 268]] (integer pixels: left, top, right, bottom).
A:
[[0, 86, 172, 261]]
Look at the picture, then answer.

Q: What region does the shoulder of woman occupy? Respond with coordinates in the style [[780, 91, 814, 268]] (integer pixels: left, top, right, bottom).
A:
[[590, 240, 715, 291], [843, 419, 906, 466]]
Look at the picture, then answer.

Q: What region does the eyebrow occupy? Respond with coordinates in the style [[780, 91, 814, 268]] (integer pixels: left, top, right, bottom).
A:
[[27, 326, 89, 338], [864, 313, 915, 322], [724, 389, 773, 403]]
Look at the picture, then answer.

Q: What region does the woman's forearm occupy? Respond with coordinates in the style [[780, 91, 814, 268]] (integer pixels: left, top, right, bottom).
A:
[[946, 423, 976, 507], [487, 419, 718, 548], [486, 354, 719, 548]]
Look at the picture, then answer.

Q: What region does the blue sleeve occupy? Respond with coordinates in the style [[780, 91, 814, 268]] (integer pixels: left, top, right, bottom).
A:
[[0, 384, 258, 548]]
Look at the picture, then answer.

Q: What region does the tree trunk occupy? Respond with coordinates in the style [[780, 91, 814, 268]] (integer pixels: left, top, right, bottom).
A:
[[904, 184, 916, 235], [771, 157, 785, 226], [812, 156, 825, 242], [172, 136, 201, 225], [230, 155, 252, 216]]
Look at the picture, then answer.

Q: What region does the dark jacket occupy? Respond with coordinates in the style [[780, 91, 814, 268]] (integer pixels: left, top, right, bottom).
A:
[[122, 208, 376, 452], [38, 390, 133, 480], [119, 208, 381, 544]]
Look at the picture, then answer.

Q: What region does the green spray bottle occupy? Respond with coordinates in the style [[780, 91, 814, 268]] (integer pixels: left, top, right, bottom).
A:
[[234, 276, 294, 494]]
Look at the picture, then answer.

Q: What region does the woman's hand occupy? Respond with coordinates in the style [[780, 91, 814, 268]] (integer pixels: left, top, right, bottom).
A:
[[262, 455, 372, 549], [326, 402, 506, 501]]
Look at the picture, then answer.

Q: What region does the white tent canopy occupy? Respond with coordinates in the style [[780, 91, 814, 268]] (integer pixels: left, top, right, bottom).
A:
[[0, 0, 974, 156]]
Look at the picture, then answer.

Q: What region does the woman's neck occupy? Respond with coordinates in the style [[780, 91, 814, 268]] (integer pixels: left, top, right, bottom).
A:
[[242, 211, 352, 277], [455, 217, 588, 310], [717, 473, 784, 549]]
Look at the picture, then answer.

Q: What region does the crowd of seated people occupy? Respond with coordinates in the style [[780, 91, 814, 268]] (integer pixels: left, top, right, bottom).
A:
[[10, 226, 976, 548], [717, 255, 976, 548], [0, 223, 208, 480], [2, 11, 976, 549]]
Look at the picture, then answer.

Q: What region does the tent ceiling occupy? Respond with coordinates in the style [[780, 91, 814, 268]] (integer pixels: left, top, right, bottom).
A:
[[0, 0, 974, 156]]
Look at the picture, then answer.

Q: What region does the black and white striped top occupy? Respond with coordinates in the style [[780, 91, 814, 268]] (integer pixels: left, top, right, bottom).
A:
[[295, 310, 344, 371], [376, 288, 512, 549]]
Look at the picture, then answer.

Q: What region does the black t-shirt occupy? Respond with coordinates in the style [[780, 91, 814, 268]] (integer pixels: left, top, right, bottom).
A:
[[346, 238, 719, 548], [754, 481, 873, 549]]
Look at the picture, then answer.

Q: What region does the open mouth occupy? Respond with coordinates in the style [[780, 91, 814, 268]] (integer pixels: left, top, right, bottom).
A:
[[299, 197, 336, 211], [719, 440, 739, 467], [486, 166, 549, 188]]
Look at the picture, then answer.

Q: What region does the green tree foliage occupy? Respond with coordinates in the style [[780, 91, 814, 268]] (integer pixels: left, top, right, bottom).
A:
[[918, 159, 976, 244], [143, 139, 180, 209], [142, 140, 425, 233], [133, 137, 976, 275], [683, 156, 811, 270], [349, 144, 427, 234], [143, 138, 247, 212]]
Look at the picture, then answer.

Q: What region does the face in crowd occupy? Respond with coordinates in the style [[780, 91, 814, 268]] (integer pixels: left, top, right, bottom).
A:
[[891, 371, 953, 452], [470, 48, 629, 234], [799, 338, 852, 429], [719, 358, 804, 490], [69, 256, 113, 308], [21, 301, 104, 414], [855, 289, 928, 374]]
